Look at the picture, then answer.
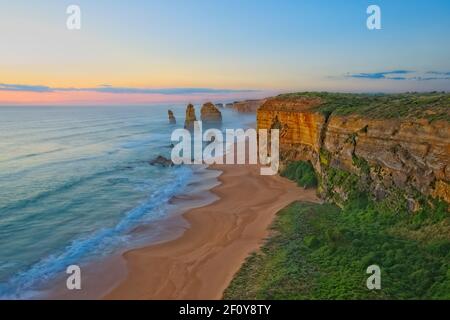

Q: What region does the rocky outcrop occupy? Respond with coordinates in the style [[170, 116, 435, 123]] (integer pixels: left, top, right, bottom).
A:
[[225, 103, 234, 108], [149, 155, 174, 167], [323, 116, 449, 197], [201, 102, 222, 124], [232, 99, 267, 113], [258, 97, 324, 153], [184, 104, 197, 130], [432, 180, 450, 204], [257, 94, 450, 206], [215, 103, 224, 109], [168, 110, 176, 124]]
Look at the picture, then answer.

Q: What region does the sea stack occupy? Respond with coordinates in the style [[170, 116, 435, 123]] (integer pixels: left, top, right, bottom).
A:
[[184, 103, 197, 130], [200, 102, 222, 124], [215, 103, 224, 109], [168, 110, 176, 124]]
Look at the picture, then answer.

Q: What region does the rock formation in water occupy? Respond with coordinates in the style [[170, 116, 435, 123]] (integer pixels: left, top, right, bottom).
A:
[[184, 103, 197, 130], [200, 102, 222, 124], [168, 110, 176, 124], [215, 103, 224, 109], [149, 155, 174, 167], [225, 103, 234, 108], [257, 92, 450, 207]]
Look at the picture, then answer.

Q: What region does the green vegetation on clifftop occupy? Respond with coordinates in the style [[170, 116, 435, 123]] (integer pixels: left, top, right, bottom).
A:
[[277, 92, 450, 122]]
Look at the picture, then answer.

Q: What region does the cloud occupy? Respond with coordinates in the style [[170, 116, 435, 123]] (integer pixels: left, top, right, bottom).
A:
[[0, 83, 257, 95], [0, 83, 53, 92], [411, 76, 450, 81], [346, 70, 413, 80], [86, 86, 256, 95], [345, 70, 450, 81], [426, 71, 450, 76]]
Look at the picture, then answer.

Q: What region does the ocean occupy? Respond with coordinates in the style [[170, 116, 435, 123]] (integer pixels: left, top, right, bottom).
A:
[[0, 105, 254, 299]]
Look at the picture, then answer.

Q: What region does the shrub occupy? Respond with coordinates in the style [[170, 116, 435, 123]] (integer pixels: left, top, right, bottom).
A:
[[304, 236, 321, 249], [225, 198, 450, 300], [352, 154, 370, 175], [281, 161, 318, 189], [319, 148, 331, 166]]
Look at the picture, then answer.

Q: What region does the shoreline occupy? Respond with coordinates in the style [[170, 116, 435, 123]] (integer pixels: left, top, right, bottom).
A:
[[41, 164, 221, 300], [104, 162, 319, 300]]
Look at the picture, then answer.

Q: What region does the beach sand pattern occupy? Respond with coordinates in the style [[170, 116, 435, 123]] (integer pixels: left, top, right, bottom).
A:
[[105, 161, 318, 300]]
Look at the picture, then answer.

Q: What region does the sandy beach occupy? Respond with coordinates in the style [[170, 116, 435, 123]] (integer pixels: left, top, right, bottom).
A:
[[104, 162, 319, 300]]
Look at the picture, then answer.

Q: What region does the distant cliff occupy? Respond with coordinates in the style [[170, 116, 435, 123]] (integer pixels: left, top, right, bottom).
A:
[[231, 99, 267, 113], [257, 92, 450, 207]]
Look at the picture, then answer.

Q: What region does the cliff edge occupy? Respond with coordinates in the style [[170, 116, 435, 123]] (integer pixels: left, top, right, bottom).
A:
[[257, 92, 450, 207]]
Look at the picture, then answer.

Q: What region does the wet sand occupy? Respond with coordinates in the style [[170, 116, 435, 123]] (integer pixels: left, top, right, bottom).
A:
[[104, 162, 319, 300]]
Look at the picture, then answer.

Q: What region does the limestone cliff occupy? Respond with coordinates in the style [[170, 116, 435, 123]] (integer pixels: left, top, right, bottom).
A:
[[257, 93, 450, 207], [184, 104, 197, 130], [232, 99, 267, 113], [201, 102, 222, 123]]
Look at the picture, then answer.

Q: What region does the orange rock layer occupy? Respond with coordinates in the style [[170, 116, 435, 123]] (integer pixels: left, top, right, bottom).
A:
[[257, 97, 450, 205], [232, 99, 267, 113]]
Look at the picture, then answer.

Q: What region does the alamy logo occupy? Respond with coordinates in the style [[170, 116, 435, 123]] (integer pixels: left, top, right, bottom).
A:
[[171, 122, 279, 175], [366, 265, 381, 290], [66, 265, 82, 290], [66, 5, 81, 30], [367, 5, 381, 30]]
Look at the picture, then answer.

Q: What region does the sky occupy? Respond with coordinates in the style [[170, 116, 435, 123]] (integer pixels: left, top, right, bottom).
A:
[[0, 0, 449, 105]]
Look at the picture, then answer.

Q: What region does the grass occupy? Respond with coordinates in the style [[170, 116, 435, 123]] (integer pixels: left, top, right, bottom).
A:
[[276, 92, 450, 122], [224, 197, 450, 300]]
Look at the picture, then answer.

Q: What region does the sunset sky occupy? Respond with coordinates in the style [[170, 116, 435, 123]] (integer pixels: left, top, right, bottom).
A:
[[1, 0, 449, 105]]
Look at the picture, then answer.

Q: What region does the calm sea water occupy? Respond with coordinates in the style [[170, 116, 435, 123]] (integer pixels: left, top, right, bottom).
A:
[[0, 105, 254, 298]]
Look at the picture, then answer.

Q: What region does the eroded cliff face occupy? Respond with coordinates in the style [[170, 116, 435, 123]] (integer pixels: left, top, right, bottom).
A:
[[324, 116, 450, 203], [232, 99, 267, 113], [257, 97, 324, 153], [257, 96, 450, 206]]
